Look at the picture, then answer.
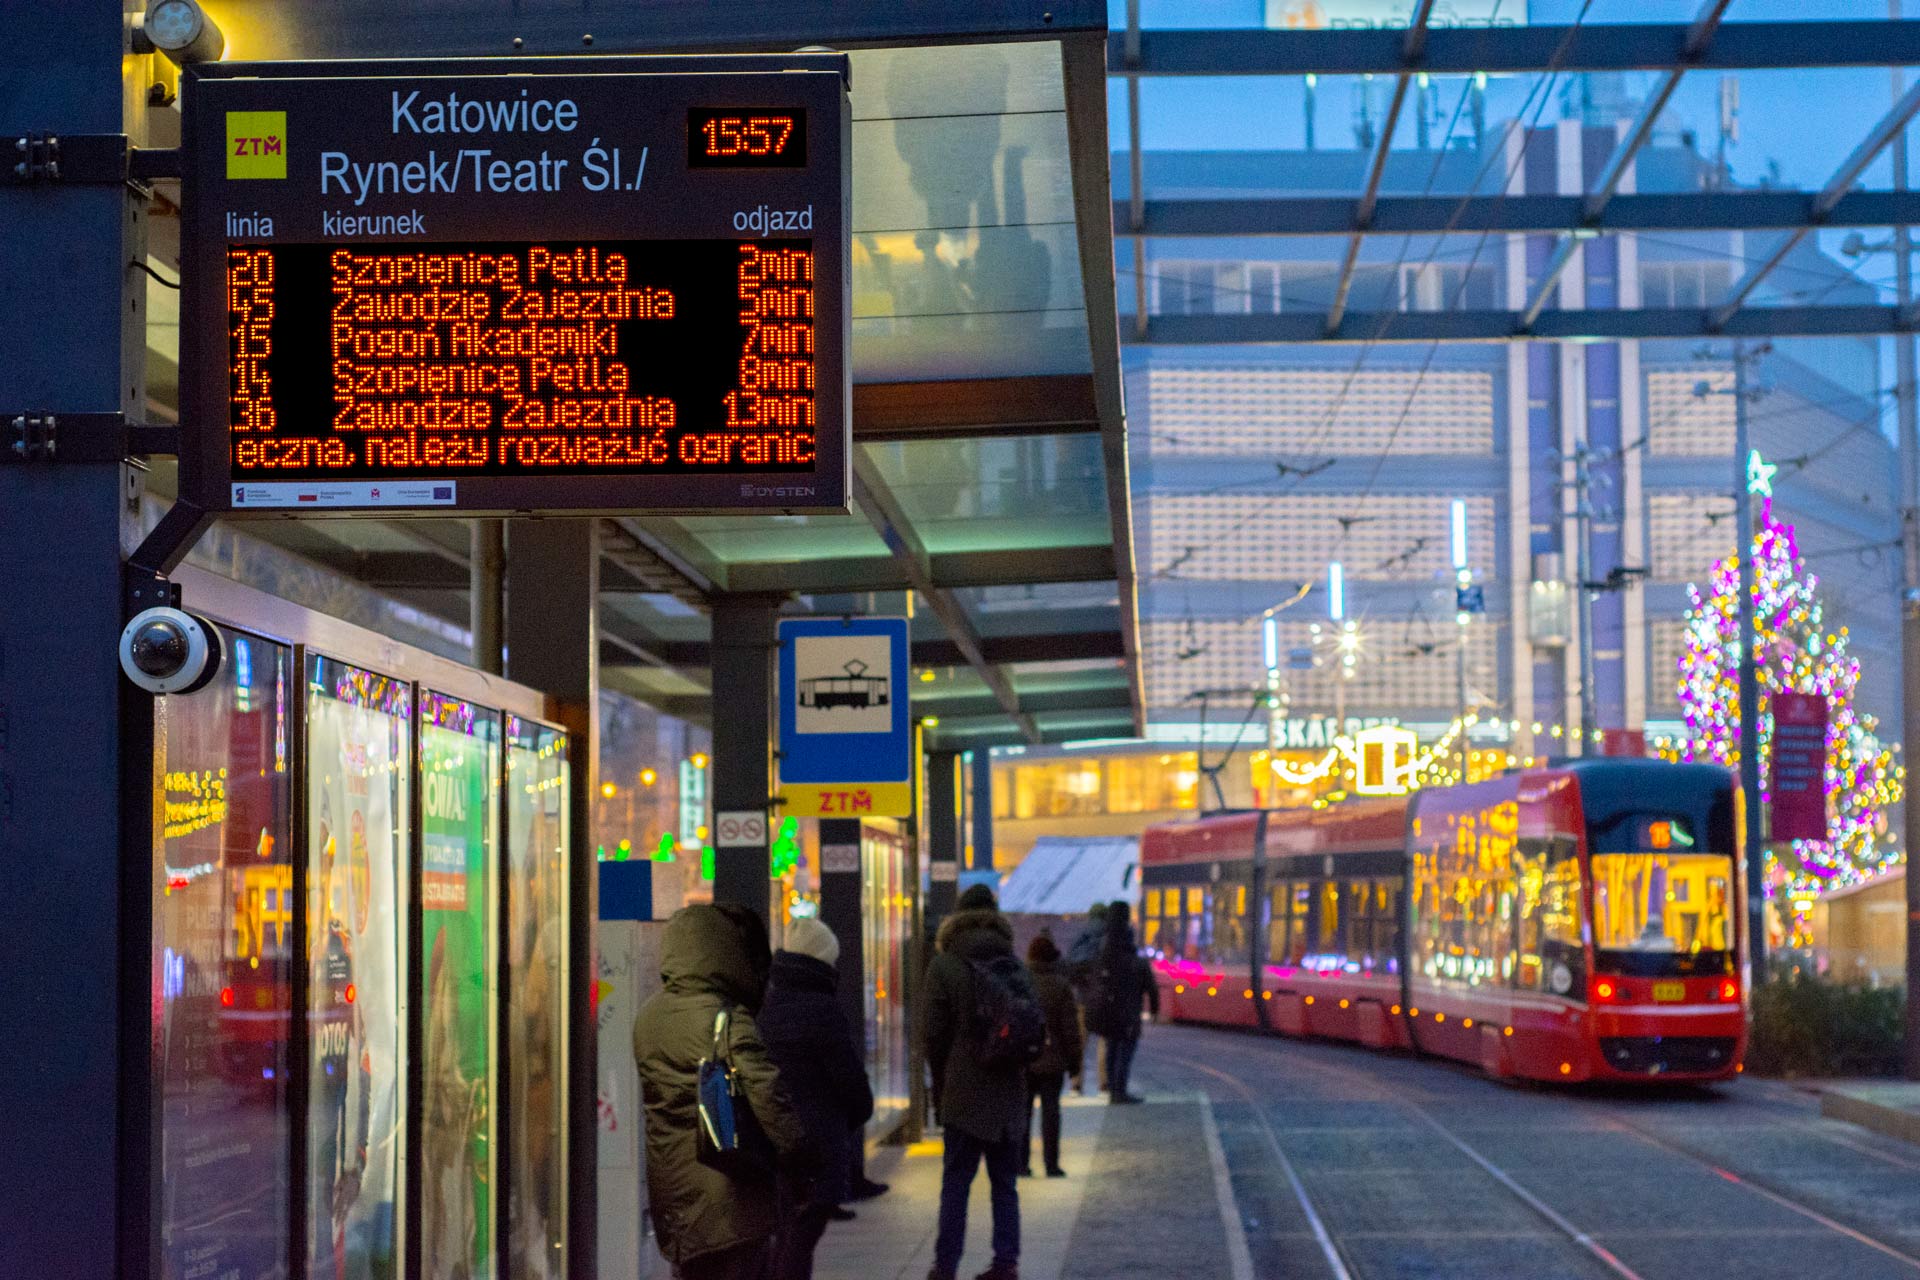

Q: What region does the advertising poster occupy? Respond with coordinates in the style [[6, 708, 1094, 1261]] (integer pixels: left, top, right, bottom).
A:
[[507, 718, 570, 1278], [157, 628, 293, 1280], [421, 696, 500, 1280], [307, 658, 410, 1280]]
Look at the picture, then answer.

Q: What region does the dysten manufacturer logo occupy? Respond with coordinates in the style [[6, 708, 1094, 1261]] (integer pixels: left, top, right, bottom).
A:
[[226, 111, 287, 179]]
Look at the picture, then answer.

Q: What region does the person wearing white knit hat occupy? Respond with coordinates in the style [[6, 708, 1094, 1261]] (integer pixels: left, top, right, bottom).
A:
[[760, 916, 873, 1280], [782, 916, 841, 969]]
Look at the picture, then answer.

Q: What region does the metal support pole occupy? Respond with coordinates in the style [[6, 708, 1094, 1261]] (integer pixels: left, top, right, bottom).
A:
[[470, 518, 504, 675], [970, 747, 995, 873], [1574, 448, 1599, 755], [1889, 9, 1920, 1075], [502, 517, 600, 1278], [1732, 343, 1769, 979], [0, 12, 154, 1276], [1458, 622, 1471, 780], [709, 595, 780, 923], [925, 751, 961, 926]]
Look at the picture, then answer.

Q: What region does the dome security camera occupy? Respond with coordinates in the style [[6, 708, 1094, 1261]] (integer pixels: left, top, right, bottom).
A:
[[119, 607, 223, 695]]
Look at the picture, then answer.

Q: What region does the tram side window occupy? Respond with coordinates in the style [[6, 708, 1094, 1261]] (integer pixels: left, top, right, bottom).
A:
[[1267, 884, 1288, 968], [1316, 880, 1342, 958], [1374, 879, 1401, 969], [1211, 883, 1251, 968], [1517, 837, 1585, 997], [1347, 879, 1372, 965], [1185, 886, 1210, 961]]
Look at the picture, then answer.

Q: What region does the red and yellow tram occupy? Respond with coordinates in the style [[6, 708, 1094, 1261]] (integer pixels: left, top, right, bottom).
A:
[[1140, 758, 1747, 1082]]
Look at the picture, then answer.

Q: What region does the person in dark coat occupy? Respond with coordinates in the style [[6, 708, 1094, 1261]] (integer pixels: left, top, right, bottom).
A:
[[1021, 935, 1082, 1178], [923, 883, 1026, 1280], [1063, 904, 1107, 1096], [1094, 900, 1158, 1106], [758, 918, 873, 1280], [634, 904, 808, 1280]]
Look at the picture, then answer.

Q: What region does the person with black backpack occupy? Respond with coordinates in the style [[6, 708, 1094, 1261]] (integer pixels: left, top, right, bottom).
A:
[[923, 883, 1043, 1280]]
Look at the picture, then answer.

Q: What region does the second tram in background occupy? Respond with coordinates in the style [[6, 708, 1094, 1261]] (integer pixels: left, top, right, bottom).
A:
[[1140, 758, 1746, 1083]]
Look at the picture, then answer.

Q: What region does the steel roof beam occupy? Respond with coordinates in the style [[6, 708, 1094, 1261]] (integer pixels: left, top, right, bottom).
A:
[[1112, 190, 1920, 237], [1108, 20, 1920, 77], [1712, 78, 1920, 331], [1521, 0, 1730, 329], [851, 457, 1042, 744], [1130, 304, 1920, 344], [1326, 0, 1436, 334]]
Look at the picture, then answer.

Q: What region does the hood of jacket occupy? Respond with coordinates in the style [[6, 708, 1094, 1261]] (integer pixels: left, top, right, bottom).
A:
[[936, 906, 1013, 959], [659, 904, 763, 1010], [767, 949, 837, 996]]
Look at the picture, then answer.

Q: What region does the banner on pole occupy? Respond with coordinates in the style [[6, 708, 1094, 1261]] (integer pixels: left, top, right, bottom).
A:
[[1770, 692, 1829, 843]]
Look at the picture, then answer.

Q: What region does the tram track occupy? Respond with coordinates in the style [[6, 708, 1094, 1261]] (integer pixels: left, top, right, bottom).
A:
[[1159, 1026, 1920, 1279]]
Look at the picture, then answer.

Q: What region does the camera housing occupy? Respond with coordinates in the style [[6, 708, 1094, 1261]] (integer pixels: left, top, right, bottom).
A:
[[119, 606, 223, 694]]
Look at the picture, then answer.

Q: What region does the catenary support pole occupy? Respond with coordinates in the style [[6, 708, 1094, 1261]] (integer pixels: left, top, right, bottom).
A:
[[1889, 6, 1920, 1078], [504, 518, 600, 1278], [1573, 446, 1599, 755], [1732, 343, 1769, 979], [708, 594, 781, 924]]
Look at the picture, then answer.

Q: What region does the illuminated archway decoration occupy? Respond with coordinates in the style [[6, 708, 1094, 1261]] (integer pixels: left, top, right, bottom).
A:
[[1352, 724, 1419, 794]]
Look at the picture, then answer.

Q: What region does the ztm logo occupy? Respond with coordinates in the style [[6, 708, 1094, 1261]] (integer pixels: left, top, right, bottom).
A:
[[225, 111, 287, 180]]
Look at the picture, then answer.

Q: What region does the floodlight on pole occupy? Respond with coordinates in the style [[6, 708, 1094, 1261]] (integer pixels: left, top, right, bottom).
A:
[[1263, 615, 1279, 672], [1328, 561, 1345, 621], [136, 0, 226, 66], [1451, 498, 1469, 572]]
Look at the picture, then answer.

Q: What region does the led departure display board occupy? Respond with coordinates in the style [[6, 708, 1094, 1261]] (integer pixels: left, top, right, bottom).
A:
[[180, 57, 849, 515]]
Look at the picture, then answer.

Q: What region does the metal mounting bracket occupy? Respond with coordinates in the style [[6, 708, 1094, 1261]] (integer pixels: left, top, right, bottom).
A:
[[4, 134, 180, 189], [2, 413, 180, 464]]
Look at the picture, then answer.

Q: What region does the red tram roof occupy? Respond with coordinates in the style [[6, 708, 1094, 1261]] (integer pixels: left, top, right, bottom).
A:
[[1140, 795, 1410, 867]]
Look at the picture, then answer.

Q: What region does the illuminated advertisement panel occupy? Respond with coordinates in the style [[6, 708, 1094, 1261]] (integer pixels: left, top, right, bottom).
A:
[[421, 693, 501, 1279], [306, 656, 411, 1280], [179, 58, 850, 515]]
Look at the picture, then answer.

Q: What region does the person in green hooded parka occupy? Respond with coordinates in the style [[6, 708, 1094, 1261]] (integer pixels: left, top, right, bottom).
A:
[[635, 903, 808, 1280]]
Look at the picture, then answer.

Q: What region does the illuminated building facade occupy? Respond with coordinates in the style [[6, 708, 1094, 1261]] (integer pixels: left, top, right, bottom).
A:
[[1115, 110, 1902, 769]]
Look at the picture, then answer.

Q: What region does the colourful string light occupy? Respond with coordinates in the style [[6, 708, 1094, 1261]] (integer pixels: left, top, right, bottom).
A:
[[1668, 497, 1904, 929]]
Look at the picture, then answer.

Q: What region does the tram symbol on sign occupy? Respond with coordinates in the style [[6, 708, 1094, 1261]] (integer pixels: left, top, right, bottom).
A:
[[797, 659, 891, 711]]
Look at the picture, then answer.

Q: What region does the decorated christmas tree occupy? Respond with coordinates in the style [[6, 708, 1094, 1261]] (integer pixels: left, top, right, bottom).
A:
[[1670, 475, 1904, 921]]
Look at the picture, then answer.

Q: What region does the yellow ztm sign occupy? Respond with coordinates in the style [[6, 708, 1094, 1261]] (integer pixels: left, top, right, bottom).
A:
[[778, 782, 913, 819], [225, 111, 287, 179]]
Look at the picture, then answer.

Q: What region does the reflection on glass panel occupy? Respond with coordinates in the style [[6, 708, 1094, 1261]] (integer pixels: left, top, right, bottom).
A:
[[157, 627, 293, 1280], [862, 827, 911, 1135], [506, 717, 569, 1278], [1591, 853, 1733, 955], [1011, 760, 1104, 818], [421, 694, 501, 1280], [306, 656, 411, 1280]]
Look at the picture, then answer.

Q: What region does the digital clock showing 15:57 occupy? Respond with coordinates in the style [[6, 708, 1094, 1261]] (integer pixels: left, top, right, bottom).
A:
[[687, 108, 807, 168]]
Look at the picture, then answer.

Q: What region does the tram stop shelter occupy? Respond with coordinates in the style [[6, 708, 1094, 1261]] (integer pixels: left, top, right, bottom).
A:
[[0, 3, 1137, 1278]]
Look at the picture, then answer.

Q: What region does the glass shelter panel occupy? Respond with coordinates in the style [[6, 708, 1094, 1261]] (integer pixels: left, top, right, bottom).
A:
[[420, 694, 502, 1280], [156, 626, 293, 1280], [506, 717, 571, 1278], [862, 825, 911, 1136], [306, 656, 412, 1280]]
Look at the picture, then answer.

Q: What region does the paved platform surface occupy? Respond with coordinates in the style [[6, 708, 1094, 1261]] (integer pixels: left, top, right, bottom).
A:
[[808, 1027, 1920, 1280], [1819, 1081, 1920, 1148], [815, 1083, 1240, 1280]]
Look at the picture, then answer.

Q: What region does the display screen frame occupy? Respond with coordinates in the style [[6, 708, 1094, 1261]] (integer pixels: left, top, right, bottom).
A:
[[178, 55, 851, 518]]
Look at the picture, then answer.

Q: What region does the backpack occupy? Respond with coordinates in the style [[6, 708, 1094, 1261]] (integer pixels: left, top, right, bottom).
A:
[[966, 954, 1047, 1069]]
